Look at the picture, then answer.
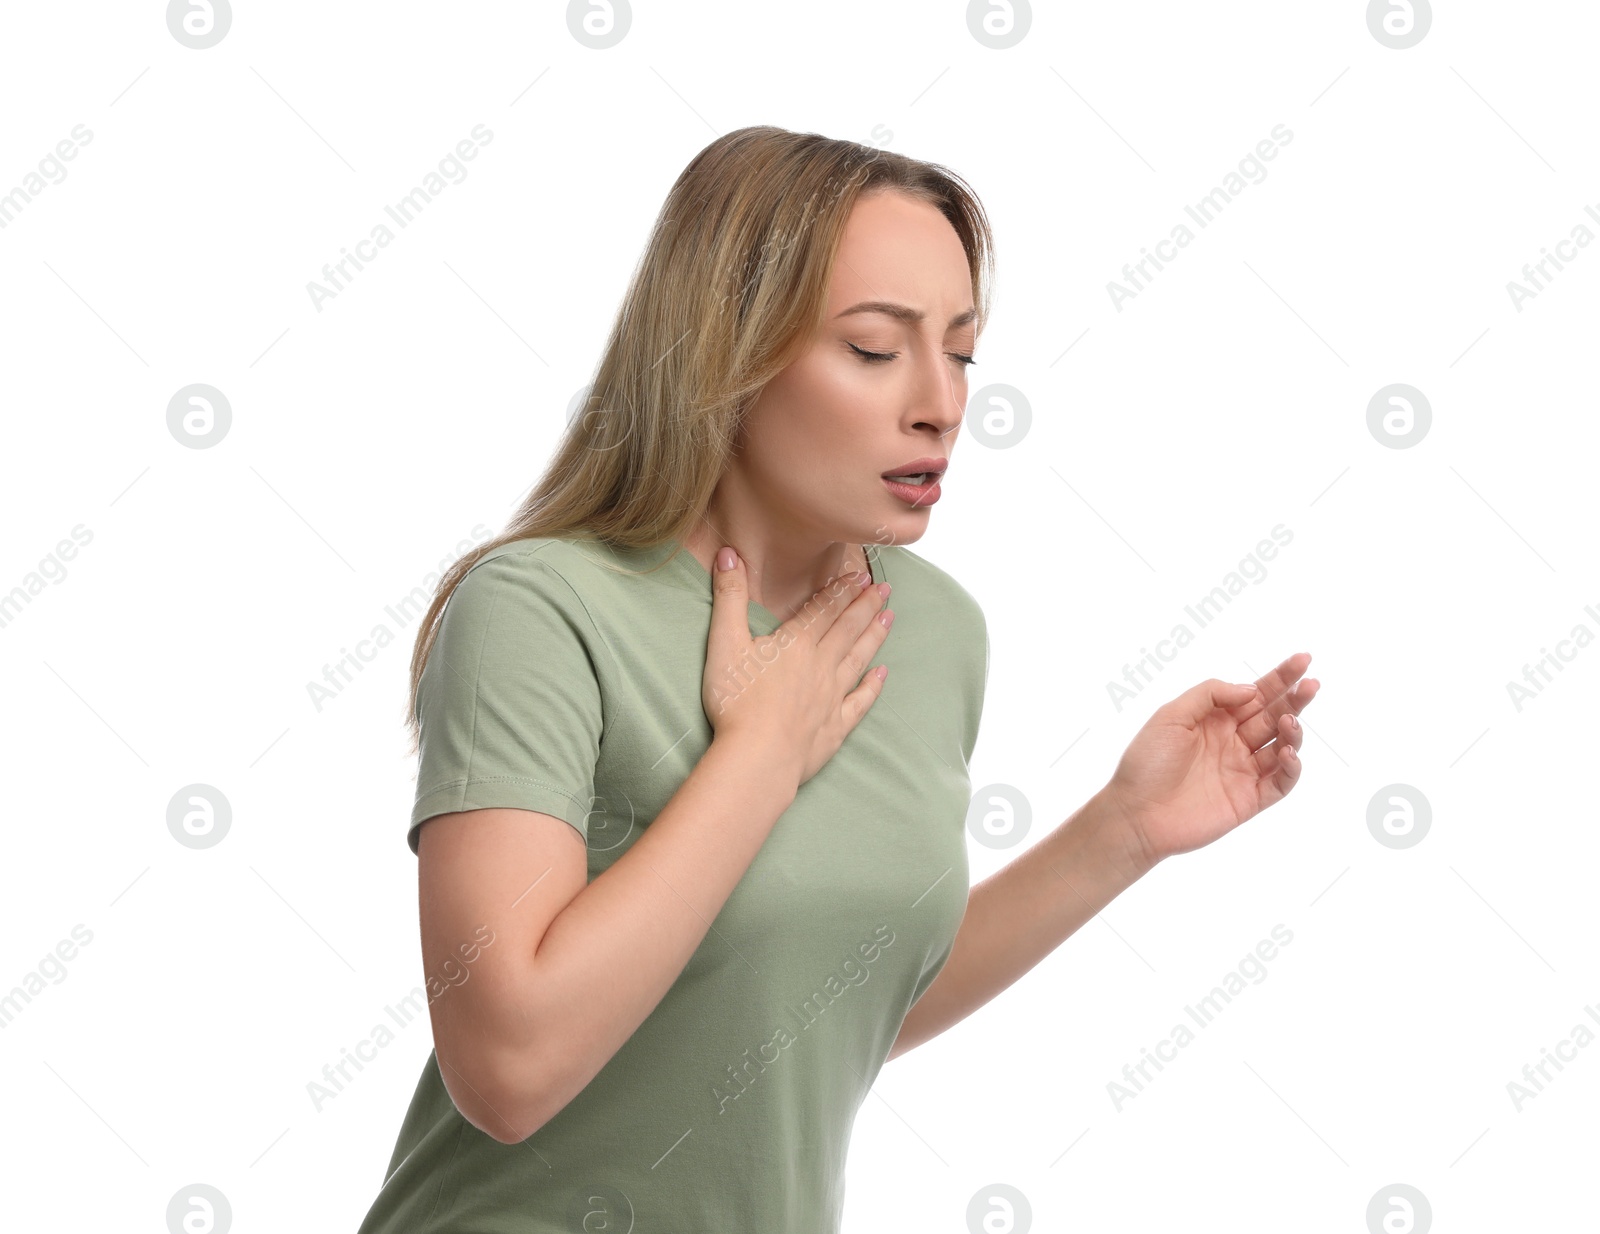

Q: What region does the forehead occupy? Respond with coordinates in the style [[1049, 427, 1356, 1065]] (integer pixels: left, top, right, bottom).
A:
[[825, 191, 972, 314]]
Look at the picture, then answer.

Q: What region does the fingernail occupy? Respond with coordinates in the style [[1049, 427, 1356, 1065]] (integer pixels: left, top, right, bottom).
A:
[[856, 572, 872, 588], [716, 547, 737, 571], [1288, 714, 1299, 730]]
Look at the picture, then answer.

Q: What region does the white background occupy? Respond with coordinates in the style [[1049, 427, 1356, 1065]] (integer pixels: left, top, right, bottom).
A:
[[2, 1, 1595, 1230]]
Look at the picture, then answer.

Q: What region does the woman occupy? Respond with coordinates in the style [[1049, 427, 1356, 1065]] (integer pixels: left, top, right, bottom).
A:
[[355, 125, 1318, 1232]]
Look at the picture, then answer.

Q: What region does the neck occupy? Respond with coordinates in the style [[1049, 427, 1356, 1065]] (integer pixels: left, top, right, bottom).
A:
[[679, 509, 869, 622]]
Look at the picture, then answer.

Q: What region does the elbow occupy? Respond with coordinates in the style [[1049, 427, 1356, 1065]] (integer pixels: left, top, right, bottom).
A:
[[481, 1112, 542, 1147], [438, 1003, 592, 1145], [431, 959, 591, 1143], [437, 1034, 563, 1145], [442, 1055, 554, 1145], [471, 1094, 540, 1147]]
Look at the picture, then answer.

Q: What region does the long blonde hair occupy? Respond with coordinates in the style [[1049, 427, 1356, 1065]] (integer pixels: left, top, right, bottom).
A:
[[404, 125, 995, 753]]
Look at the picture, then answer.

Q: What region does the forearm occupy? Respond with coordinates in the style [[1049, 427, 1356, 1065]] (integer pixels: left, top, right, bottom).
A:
[[887, 788, 1152, 1061], [507, 735, 799, 1139]]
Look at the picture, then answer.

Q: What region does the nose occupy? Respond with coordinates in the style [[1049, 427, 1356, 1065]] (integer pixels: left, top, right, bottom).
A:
[[910, 346, 966, 444]]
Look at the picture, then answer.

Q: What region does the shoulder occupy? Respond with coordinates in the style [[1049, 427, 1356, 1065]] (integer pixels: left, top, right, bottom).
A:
[[420, 537, 606, 707], [876, 542, 987, 684], [877, 543, 985, 630], [882, 544, 990, 753], [453, 536, 611, 600], [439, 536, 611, 639]]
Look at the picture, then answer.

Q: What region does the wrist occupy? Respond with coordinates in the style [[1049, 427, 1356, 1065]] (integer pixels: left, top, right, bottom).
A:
[[708, 730, 801, 797], [1088, 785, 1161, 882]]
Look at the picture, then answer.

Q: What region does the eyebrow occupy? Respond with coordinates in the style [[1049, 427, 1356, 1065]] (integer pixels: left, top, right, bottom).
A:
[[835, 301, 977, 329]]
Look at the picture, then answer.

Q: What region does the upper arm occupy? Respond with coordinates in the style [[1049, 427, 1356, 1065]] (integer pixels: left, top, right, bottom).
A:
[[417, 807, 586, 1141], [407, 551, 605, 1138], [408, 552, 605, 855]]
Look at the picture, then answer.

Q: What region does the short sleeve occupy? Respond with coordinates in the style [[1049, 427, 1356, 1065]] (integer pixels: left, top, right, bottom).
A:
[[408, 550, 605, 854], [959, 597, 988, 770]]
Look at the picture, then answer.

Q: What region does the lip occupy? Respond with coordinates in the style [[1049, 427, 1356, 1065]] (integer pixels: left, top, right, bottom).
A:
[[881, 457, 948, 479], [882, 474, 942, 507]]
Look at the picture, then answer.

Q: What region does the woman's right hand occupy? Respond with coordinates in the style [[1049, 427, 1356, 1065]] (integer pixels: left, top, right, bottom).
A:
[[701, 545, 894, 788]]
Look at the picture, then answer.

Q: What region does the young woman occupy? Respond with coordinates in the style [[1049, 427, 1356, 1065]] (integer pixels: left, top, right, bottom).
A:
[[354, 126, 1318, 1232]]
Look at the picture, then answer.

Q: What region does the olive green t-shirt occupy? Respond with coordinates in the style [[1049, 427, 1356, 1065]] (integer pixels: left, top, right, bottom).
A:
[[355, 534, 988, 1233]]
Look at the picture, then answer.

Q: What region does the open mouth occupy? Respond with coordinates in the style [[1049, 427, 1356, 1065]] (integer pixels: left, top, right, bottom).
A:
[[881, 472, 943, 506]]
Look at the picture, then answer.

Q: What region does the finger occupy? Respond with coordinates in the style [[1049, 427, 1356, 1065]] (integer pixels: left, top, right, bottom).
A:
[[1254, 651, 1313, 704], [1237, 657, 1317, 749], [785, 567, 876, 644], [818, 579, 890, 662], [707, 545, 753, 655], [1253, 731, 1302, 810], [1240, 674, 1321, 752], [1162, 678, 1261, 725], [841, 659, 889, 729], [830, 597, 894, 689], [1251, 711, 1304, 777]]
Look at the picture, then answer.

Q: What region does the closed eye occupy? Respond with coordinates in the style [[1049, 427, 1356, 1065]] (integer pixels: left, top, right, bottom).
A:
[[849, 342, 976, 367]]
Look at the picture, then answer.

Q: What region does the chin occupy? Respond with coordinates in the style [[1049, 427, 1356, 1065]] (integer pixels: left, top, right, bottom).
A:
[[864, 516, 928, 549]]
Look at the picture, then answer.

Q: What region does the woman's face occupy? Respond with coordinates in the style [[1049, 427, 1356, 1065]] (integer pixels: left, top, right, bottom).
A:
[[733, 189, 977, 550]]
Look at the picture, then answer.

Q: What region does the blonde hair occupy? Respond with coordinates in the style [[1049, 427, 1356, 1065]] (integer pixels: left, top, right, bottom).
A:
[[404, 124, 996, 753]]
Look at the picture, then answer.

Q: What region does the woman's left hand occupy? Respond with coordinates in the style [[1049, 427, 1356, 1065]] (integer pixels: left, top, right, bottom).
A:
[[1102, 652, 1320, 869]]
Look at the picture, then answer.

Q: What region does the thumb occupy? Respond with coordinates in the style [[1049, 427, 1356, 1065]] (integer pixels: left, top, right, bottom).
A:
[[1166, 678, 1258, 722], [708, 545, 749, 646]]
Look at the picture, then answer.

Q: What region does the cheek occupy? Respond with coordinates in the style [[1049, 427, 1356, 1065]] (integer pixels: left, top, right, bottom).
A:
[[746, 423, 841, 494], [755, 367, 871, 469]]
